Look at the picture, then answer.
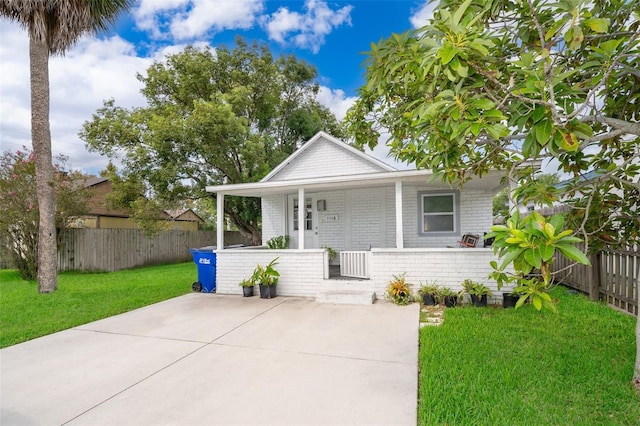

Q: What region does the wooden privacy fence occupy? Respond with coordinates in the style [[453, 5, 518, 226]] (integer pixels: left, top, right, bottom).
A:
[[551, 245, 639, 315], [57, 229, 220, 272]]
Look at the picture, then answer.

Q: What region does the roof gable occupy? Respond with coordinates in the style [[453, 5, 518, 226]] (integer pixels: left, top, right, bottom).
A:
[[261, 132, 396, 182]]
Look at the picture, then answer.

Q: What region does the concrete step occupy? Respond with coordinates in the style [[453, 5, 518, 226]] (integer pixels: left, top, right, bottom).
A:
[[316, 290, 376, 305]]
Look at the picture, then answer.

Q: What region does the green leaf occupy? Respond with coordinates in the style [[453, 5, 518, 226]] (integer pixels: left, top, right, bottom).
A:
[[439, 44, 458, 65], [500, 247, 526, 271], [524, 249, 542, 269], [535, 120, 552, 145], [452, 0, 473, 26], [600, 39, 623, 57], [540, 244, 554, 262], [556, 244, 591, 265], [549, 214, 564, 231], [522, 133, 535, 158], [584, 18, 609, 33], [470, 122, 483, 136], [532, 294, 542, 311], [474, 98, 494, 110], [533, 106, 546, 123]]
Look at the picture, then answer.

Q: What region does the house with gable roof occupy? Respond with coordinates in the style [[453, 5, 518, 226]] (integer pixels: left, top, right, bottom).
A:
[[207, 131, 508, 303]]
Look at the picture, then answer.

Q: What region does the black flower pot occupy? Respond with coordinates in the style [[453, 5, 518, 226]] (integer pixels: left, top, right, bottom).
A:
[[242, 286, 254, 297], [503, 293, 518, 308], [443, 295, 458, 308], [259, 284, 277, 299], [422, 293, 437, 306], [470, 294, 488, 307]]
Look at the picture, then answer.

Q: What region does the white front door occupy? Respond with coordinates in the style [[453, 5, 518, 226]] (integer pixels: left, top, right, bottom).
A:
[[288, 194, 319, 249]]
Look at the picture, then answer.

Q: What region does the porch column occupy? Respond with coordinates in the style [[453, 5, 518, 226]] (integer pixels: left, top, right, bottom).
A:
[[395, 181, 404, 249], [216, 193, 224, 250], [298, 187, 305, 249]]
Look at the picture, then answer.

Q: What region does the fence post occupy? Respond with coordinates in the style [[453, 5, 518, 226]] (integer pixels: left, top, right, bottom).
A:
[[588, 252, 601, 301]]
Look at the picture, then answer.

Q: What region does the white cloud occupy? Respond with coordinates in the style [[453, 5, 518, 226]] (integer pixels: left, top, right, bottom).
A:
[[134, 0, 265, 41], [316, 86, 356, 122], [314, 86, 411, 170], [262, 0, 353, 53], [134, 0, 190, 38], [410, 0, 439, 28], [170, 0, 265, 40], [0, 20, 151, 174]]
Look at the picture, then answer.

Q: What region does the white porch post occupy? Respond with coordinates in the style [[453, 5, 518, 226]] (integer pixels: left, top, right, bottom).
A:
[[216, 193, 224, 250], [298, 187, 305, 249], [395, 181, 404, 249]]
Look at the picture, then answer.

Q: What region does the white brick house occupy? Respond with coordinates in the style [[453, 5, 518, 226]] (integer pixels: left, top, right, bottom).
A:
[[206, 132, 507, 303]]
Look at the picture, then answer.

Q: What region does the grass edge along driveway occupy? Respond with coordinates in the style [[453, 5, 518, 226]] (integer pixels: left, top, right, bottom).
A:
[[418, 287, 640, 425], [0, 262, 195, 348]]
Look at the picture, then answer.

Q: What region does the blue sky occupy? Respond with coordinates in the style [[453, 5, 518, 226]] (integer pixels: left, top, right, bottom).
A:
[[0, 0, 438, 174]]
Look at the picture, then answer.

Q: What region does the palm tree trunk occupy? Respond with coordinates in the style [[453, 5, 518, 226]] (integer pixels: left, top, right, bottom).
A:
[[30, 35, 57, 293], [634, 292, 640, 389]]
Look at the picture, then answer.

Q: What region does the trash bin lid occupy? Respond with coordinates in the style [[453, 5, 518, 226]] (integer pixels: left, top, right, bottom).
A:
[[189, 246, 216, 252]]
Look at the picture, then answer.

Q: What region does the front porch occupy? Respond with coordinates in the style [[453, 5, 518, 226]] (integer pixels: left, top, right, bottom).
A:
[[215, 247, 502, 304]]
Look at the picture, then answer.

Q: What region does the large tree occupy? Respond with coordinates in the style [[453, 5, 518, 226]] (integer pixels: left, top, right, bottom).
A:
[[81, 38, 344, 244], [0, 0, 132, 293], [346, 0, 639, 387]]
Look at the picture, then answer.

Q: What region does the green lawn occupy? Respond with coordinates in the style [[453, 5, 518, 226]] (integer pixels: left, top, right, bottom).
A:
[[418, 288, 640, 425], [0, 263, 195, 348]]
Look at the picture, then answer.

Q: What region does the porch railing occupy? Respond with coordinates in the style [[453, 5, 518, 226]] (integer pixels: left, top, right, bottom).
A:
[[340, 251, 371, 279]]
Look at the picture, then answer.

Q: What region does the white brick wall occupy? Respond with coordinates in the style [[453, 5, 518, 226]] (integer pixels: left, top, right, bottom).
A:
[[268, 138, 386, 181], [260, 185, 494, 250], [215, 247, 512, 304], [216, 249, 326, 297], [402, 186, 494, 248]]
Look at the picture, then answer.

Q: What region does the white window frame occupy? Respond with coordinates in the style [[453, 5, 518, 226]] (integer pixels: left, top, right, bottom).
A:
[[418, 190, 459, 235]]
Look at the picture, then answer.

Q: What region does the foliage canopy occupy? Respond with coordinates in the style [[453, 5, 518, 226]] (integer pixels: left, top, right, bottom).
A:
[[0, 149, 88, 280], [346, 0, 640, 250], [81, 38, 344, 243]]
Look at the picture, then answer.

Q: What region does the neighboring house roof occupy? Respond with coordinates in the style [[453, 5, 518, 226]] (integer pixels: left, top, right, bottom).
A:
[[208, 131, 505, 197], [261, 131, 396, 182], [555, 170, 601, 190], [82, 176, 110, 188], [165, 208, 204, 224]]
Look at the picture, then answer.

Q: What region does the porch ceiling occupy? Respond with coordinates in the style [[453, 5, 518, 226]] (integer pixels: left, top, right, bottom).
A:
[[206, 169, 505, 197]]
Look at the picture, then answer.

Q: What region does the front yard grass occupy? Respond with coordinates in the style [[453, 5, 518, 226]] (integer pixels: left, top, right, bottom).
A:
[[418, 287, 639, 425], [0, 263, 195, 348]]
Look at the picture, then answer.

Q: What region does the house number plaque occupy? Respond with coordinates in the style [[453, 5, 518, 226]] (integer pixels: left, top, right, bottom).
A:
[[323, 214, 339, 222]]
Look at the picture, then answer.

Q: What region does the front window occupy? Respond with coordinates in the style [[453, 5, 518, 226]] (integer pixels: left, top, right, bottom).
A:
[[421, 192, 456, 233], [293, 198, 313, 231]]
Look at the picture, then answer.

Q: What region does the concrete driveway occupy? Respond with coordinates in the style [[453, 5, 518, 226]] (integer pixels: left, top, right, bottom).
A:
[[1, 294, 419, 426]]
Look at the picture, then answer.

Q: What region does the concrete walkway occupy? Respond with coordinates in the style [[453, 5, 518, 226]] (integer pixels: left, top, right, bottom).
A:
[[1, 294, 419, 425]]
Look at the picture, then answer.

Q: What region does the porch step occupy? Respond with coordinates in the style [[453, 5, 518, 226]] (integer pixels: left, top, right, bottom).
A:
[[316, 290, 376, 305]]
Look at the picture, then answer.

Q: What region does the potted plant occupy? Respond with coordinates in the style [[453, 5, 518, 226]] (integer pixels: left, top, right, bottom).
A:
[[321, 245, 337, 263], [460, 279, 476, 304], [502, 289, 520, 308], [266, 235, 289, 249], [417, 282, 439, 306], [239, 279, 254, 297], [438, 287, 459, 308], [384, 273, 414, 305], [469, 282, 492, 307], [251, 257, 280, 299]]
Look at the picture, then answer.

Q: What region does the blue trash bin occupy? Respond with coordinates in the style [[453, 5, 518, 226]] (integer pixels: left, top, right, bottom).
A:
[[189, 246, 217, 293]]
